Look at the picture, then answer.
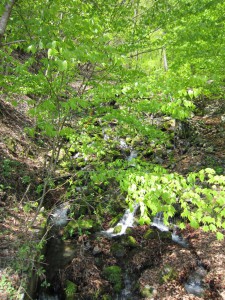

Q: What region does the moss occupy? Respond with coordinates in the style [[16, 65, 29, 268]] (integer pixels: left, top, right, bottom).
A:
[[159, 231, 172, 240], [111, 243, 126, 258], [125, 227, 133, 235], [103, 266, 122, 293], [125, 236, 138, 247], [65, 280, 77, 300], [159, 265, 177, 284], [113, 225, 122, 234], [143, 228, 157, 239]]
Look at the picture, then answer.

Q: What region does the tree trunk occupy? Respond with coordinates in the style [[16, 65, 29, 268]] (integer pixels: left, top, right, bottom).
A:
[[0, 0, 17, 44], [162, 47, 168, 71]]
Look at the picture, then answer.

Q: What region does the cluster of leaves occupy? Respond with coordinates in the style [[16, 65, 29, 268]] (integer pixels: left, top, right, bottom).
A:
[[126, 167, 224, 234], [91, 161, 225, 239]]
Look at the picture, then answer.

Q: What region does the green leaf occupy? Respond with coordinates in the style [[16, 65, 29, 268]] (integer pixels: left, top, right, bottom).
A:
[[179, 222, 185, 230], [27, 45, 36, 54], [216, 232, 224, 240], [58, 60, 68, 71]]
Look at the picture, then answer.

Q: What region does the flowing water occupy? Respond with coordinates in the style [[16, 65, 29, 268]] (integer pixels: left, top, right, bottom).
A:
[[116, 272, 139, 300], [184, 266, 207, 297], [127, 150, 138, 161], [37, 201, 205, 299], [151, 212, 170, 232], [50, 203, 70, 226], [101, 204, 139, 237]]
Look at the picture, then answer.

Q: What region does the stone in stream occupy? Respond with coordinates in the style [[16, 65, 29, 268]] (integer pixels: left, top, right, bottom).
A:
[[184, 266, 207, 297]]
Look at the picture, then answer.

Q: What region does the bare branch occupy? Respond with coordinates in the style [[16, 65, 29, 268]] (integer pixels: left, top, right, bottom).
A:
[[0, 0, 17, 43], [1, 39, 26, 46], [128, 46, 164, 58]]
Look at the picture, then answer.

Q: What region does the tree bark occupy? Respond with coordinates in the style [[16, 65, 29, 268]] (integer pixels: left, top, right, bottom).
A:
[[0, 0, 17, 43], [162, 47, 168, 71]]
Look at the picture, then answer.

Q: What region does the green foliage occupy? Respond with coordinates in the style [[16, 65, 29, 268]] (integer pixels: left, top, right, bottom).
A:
[[0, 270, 18, 300], [122, 166, 225, 236], [64, 217, 94, 237], [103, 265, 122, 293], [1, 0, 225, 240], [65, 280, 77, 300], [160, 265, 177, 284], [1, 159, 20, 177]]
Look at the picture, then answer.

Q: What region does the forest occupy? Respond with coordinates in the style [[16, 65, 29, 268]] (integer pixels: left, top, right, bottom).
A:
[[0, 0, 225, 299]]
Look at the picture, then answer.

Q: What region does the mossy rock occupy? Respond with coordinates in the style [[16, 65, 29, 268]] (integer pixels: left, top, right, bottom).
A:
[[140, 285, 155, 298], [143, 228, 158, 240], [113, 225, 122, 234], [103, 266, 122, 293], [111, 242, 126, 258], [159, 231, 172, 240], [159, 265, 177, 284], [125, 236, 138, 248], [125, 227, 133, 235]]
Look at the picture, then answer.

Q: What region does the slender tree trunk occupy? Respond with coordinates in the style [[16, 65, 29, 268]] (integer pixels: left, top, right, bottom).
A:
[[0, 0, 17, 44], [162, 47, 168, 71]]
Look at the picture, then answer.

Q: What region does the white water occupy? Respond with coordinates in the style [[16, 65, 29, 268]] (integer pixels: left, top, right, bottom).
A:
[[102, 204, 139, 237], [152, 213, 189, 247], [127, 150, 138, 161], [184, 266, 207, 297], [50, 203, 70, 226], [172, 231, 189, 248], [151, 212, 169, 232], [116, 273, 136, 300]]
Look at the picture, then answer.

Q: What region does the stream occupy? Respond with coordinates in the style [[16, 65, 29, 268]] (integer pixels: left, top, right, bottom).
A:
[[37, 204, 207, 300], [37, 148, 207, 299]]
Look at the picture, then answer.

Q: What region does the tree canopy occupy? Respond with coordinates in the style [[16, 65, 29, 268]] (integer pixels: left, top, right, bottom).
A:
[[1, 0, 225, 238]]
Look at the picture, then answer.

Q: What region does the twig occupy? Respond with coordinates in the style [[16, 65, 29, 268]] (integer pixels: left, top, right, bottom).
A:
[[129, 46, 164, 58], [20, 183, 31, 204], [1, 39, 26, 46]]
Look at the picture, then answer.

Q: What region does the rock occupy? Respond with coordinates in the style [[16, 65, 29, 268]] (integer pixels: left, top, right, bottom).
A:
[[143, 228, 158, 240], [125, 236, 139, 248], [93, 245, 102, 255], [205, 146, 214, 153], [159, 231, 172, 240], [140, 284, 157, 298], [125, 227, 134, 235], [113, 225, 122, 234], [111, 242, 126, 258]]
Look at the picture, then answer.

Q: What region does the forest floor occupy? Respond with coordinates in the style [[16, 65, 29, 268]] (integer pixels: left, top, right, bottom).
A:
[[0, 95, 225, 300]]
